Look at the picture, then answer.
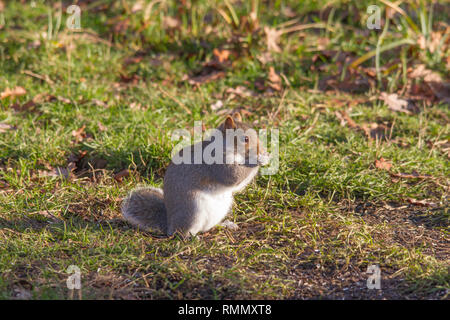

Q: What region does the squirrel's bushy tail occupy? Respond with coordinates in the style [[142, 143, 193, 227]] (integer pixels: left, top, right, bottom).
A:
[[121, 187, 167, 234]]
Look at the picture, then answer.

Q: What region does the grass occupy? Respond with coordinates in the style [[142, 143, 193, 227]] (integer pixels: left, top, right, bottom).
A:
[[0, 0, 449, 299]]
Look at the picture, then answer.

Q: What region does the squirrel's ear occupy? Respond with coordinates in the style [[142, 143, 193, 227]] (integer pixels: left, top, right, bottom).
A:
[[232, 112, 242, 122], [224, 116, 236, 129]]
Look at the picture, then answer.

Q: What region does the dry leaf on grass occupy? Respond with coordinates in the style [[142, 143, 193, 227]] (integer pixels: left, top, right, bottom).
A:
[[226, 86, 256, 99], [0, 86, 26, 100], [409, 64, 450, 105], [213, 49, 231, 63], [210, 100, 223, 111], [38, 167, 70, 179], [361, 123, 389, 140], [268, 67, 283, 92], [11, 93, 56, 112], [390, 171, 433, 180], [163, 16, 181, 29], [380, 92, 411, 114], [187, 71, 226, 85], [71, 125, 92, 143], [406, 198, 438, 207], [114, 169, 130, 182], [264, 26, 282, 52], [131, 0, 144, 13], [97, 121, 107, 131], [375, 158, 392, 171], [334, 111, 389, 140], [335, 110, 358, 128], [0, 122, 15, 133]]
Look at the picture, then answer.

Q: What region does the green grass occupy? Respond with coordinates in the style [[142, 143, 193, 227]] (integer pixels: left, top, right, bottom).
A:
[[0, 0, 449, 299]]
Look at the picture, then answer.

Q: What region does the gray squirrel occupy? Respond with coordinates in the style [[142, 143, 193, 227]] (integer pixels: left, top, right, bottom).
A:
[[121, 112, 270, 237]]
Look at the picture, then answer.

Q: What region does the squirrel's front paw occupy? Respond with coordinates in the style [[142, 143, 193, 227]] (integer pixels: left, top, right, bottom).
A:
[[219, 220, 239, 230]]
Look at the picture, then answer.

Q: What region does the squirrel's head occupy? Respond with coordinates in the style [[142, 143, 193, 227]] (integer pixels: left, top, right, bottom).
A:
[[218, 112, 270, 167]]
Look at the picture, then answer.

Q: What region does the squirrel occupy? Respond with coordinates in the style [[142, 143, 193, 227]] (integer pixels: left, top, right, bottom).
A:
[[121, 112, 270, 237]]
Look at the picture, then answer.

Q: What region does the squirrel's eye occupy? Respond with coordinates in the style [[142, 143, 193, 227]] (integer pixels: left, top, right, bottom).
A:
[[244, 136, 249, 143]]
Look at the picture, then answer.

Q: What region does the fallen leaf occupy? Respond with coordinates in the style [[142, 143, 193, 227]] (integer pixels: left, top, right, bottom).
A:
[[210, 100, 223, 111], [0, 122, 15, 133], [97, 121, 107, 131], [72, 125, 87, 143], [409, 64, 450, 105], [257, 52, 274, 65], [163, 16, 180, 29], [361, 123, 389, 140], [114, 169, 130, 182], [225, 86, 256, 99], [0, 86, 26, 100], [188, 71, 225, 85], [380, 92, 411, 114], [390, 171, 433, 180], [406, 198, 438, 207], [268, 67, 282, 91], [264, 26, 282, 52], [131, 0, 144, 12], [213, 49, 231, 63], [375, 158, 392, 171], [129, 102, 144, 110], [91, 99, 108, 107], [335, 110, 358, 128], [38, 167, 70, 179], [12, 93, 57, 112]]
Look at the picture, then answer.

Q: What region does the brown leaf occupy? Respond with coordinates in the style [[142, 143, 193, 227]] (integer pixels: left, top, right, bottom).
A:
[[188, 71, 225, 85], [409, 64, 450, 104], [0, 86, 26, 100], [268, 67, 282, 91], [72, 125, 87, 143], [361, 123, 388, 140], [375, 158, 392, 171], [114, 169, 130, 182], [225, 86, 256, 99], [38, 167, 70, 179], [119, 73, 140, 84], [390, 171, 433, 180], [129, 102, 145, 111], [0, 122, 15, 133], [406, 198, 438, 207], [213, 49, 231, 63], [91, 99, 108, 108], [163, 16, 180, 29], [210, 100, 223, 111], [131, 0, 145, 13], [335, 110, 358, 128], [380, 92, 411, 114], [264, 26, 282, 52], [12, 93, 57, 112], [97, 121, 107, 131]]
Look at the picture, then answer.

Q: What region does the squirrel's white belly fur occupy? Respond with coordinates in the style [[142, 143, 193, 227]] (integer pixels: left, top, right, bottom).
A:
[[194, 168, 258, 234], [195, 190, 233, 233]]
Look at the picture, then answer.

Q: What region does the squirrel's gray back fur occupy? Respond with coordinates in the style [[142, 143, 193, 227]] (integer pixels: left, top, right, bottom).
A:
[[121, 187, 167, 234]]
